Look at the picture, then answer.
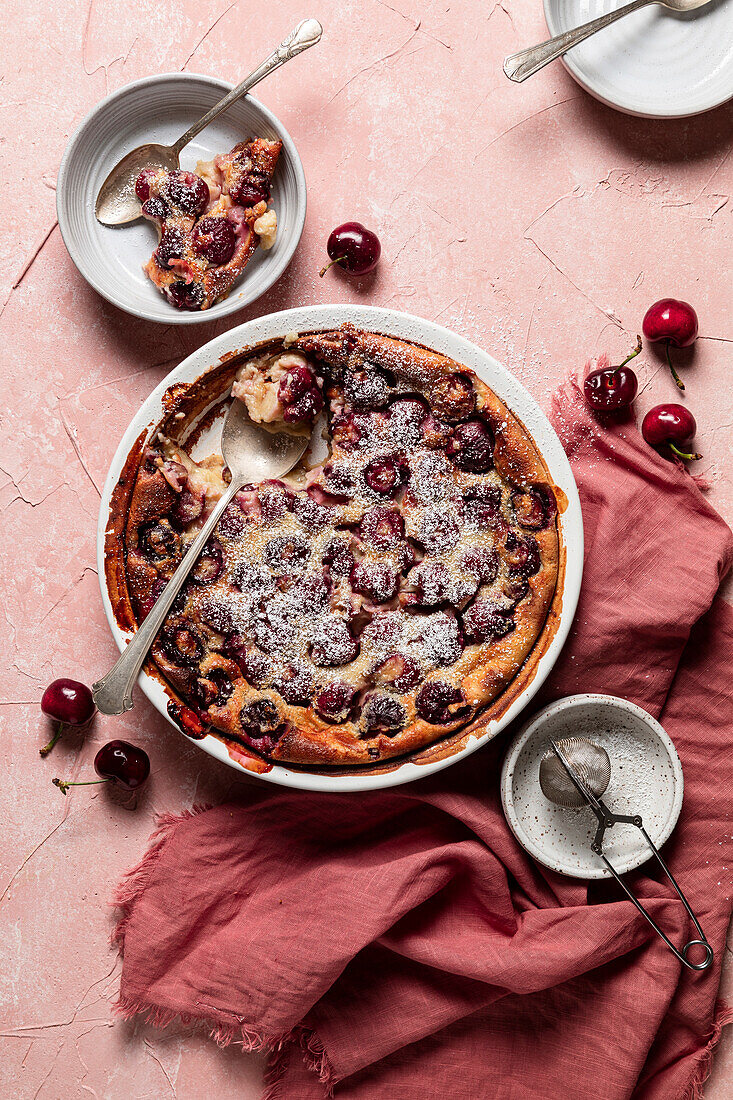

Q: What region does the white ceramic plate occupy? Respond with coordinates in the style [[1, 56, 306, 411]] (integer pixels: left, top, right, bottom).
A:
[[97, 305, 584, 792], [57, 73, 306, 324], [501, 694, 684, 878], [544, 0, 733, 118]]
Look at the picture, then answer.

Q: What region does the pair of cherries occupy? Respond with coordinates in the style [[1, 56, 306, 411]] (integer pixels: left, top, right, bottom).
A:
[[584, 298, 701, 461], [41, 679, 150, 794]]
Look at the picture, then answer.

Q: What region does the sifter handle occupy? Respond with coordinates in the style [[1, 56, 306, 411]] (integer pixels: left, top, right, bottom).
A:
[[593, 815, 713, 972]]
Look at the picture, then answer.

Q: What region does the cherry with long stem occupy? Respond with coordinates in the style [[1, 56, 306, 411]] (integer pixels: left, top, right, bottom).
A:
[[641, 404, 701, 462], [52, 740, 152, 796], [40, 679, 95, 756], [642, 299, 698, 392], [319, 222, 381, 278]]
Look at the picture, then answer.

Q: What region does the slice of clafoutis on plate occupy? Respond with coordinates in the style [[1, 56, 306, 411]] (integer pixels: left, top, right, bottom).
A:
[[135, 138, 281, 311]]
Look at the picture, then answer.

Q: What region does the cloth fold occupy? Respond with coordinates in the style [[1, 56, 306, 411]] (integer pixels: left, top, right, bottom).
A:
[[114, 380, 733, 1100]]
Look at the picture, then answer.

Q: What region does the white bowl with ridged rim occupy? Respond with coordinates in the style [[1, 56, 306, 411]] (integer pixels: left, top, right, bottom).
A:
[[97, 305, 584, 792], [57, 73, 306, 324], [501, 694, 684, 878], [544, 0, 733, 118]]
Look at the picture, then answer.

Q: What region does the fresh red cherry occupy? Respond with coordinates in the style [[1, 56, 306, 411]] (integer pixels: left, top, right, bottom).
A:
[[585, 366, 638, 412], [320, 222, 381, 278], [94, 741, 151, 789], [584, 338, 641, 412], [41, 678, 94, 726], [53, 740, 151, 795], [642, 299, 698, 391], [40, 678, 95, 756], [641, 404, 701, 461]]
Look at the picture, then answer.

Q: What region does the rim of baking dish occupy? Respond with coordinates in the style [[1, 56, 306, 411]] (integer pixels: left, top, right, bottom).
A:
[[97, 304, 584, 792]]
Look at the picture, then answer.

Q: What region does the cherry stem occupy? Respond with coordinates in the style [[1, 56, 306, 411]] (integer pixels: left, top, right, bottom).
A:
[[40, 722, 66, 757], [52, 777, 111, 796], [669, 442, 702, 461], [665, 341, 685, 391], [618, 335, 643, 369], [319, 255, 346, 278]]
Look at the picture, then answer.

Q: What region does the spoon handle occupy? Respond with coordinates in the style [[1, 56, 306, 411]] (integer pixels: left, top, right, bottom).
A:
[[172, 18, 323, 154], [92, 476, 244, 716], [503, 0, 651, 82]]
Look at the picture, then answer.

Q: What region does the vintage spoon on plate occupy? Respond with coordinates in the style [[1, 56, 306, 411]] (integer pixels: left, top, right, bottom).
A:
[[503, 0, 713, 83], [95, 18, 322, 226], [92, 399, 309, 715]]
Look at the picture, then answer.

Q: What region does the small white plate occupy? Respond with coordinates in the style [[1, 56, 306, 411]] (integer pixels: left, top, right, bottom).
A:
[[501, 694, 683, 878], [544, 0, 733, 118], [57, 73, 307, 324], [97, 305, 584, 793]]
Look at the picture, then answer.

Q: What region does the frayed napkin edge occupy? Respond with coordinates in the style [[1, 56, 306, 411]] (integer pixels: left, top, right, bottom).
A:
[[110, 804, 336, 1099], [680, 1000, 733, 1100]]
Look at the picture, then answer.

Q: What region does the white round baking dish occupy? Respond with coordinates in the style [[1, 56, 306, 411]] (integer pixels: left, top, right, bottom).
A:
[[97, 304, 584, 791]]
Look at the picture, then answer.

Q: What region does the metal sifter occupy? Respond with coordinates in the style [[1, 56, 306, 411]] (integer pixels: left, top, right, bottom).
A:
[[539, 736, 714, 972]]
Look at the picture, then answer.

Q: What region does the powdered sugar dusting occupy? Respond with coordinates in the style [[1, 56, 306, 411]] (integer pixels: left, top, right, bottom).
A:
[[141, 327, 555, 751]]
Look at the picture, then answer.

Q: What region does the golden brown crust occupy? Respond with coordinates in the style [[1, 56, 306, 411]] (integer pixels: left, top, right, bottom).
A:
[[119, 326, 561, 769]]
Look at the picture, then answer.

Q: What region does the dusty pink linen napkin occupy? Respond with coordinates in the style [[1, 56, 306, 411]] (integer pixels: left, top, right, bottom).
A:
[[114, 380, 733, 1099]]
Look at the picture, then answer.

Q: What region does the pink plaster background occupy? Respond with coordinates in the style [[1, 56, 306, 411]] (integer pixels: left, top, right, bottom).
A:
[[1, 1, 732, 1096]]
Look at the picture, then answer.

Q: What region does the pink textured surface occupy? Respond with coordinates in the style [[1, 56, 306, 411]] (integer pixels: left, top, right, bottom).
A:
[[1, 1, 731, 1097]]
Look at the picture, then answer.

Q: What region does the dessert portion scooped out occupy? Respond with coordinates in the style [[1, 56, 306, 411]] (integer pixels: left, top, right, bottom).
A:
[[135, 138, 281, 311], [232, 347, 325, 435], [121, 325, 560, 768]]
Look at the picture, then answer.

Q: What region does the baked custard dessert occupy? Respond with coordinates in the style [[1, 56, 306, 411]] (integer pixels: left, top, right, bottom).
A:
[[120, 326, 560, 768], [135, 138, 281, 311]]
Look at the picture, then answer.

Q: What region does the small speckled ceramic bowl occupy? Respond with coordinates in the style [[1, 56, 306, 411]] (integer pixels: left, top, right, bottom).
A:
[[56, 73, 306, 324], [501, 694, 683, 878]]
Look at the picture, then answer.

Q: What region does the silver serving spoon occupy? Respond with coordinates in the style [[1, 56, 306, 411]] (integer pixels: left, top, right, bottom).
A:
[[95, 18, 322, 226], [92, 400, 308, 715], [503, 0, 712, 83]]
